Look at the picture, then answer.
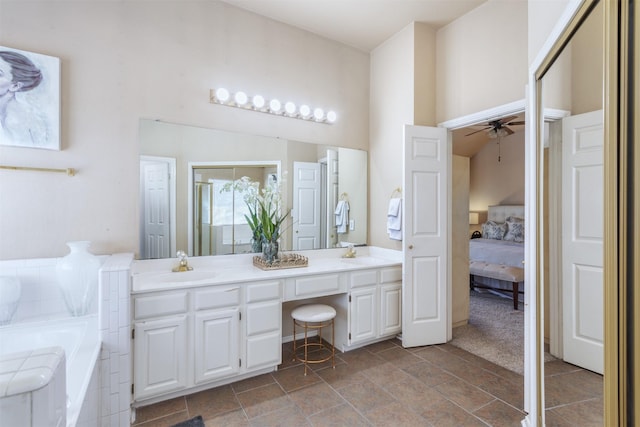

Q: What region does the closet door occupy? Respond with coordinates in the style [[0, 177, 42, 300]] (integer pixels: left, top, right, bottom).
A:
[[402, 125, 450, 347]]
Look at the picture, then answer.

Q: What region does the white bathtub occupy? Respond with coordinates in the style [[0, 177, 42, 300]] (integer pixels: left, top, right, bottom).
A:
[[0, 315, 100, 427]]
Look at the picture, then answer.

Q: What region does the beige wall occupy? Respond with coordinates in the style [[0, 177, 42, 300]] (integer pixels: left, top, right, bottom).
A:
[[435, 0, 528, 123], [369, 23, 420, 250], [0, 1, 369, 259], [469, 130, 526, 213], [452, 155, 470, 327]]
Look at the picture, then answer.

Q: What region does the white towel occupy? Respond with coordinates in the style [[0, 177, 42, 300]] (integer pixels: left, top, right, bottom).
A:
[[335, 200, 350, 234], [387, 198, 402, 240]]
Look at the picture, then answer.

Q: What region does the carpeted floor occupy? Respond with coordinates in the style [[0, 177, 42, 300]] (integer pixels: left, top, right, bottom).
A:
[[451, 290, 526, 374]]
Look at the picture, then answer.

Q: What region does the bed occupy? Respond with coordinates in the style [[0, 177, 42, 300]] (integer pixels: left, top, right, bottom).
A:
[[469, 205, 525, 309]]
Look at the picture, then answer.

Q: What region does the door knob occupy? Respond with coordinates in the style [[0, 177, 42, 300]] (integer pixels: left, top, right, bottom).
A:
[[408, 245, 414, 249]]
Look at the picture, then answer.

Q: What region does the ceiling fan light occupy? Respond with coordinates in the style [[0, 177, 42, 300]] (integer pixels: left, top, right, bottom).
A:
[[497, 128, 509, 137]]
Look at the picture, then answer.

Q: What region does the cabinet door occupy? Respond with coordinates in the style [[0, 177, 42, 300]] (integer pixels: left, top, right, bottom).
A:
[[349, 287, 377, 344], [246, 300, 281, 370], [194, 308, 239, 384], [380, 283, 402, 337], [134, 316, 188, 400]]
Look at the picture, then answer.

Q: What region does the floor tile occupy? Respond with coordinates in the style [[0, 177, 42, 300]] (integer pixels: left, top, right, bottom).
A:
[[186, 385, 241, 420], [376, 346, 423, 368], [473, 399, 526, 426], [235, 383, 294, 419], [359, 361, 413, 387], [547, 398, 604, 426], [435, 377, 495, 412], [383, 375, 443, 413], [419, 397, 487, 427], [203, 408, 250, 427], [314, 362, 368, 390], [287, 382, 346, 416], [231, 373, 275, 394], [133, 397, 187, 425], [248, 405, 310, 426], [544, 373, 599, 409], [365, 401, 431, 426], [133, 410, 191, 427], [337, 378, 396, 413], [307, 403, 370, 427], [401, 361, 455, 387], [272, 363, 323, 392]]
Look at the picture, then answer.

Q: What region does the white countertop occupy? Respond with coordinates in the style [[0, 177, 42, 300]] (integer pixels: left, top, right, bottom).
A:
[[131, 246, 402, 294]]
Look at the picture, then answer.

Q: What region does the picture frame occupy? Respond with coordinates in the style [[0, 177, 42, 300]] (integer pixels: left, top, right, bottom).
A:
[[0, 46, 61, 150]]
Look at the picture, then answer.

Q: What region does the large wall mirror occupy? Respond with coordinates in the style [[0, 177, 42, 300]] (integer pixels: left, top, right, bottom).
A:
[[138, 119, 367, 259], [533, 0, 605, 423]]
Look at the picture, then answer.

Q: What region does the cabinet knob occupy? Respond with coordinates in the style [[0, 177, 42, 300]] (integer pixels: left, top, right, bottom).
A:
[[408, 245, 414, 250]]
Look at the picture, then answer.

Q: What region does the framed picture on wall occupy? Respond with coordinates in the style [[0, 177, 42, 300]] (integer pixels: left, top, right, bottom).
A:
[[0, 46, 61, 150]]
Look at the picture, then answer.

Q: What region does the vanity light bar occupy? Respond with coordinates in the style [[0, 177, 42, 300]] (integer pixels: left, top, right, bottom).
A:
[[210, 88, 337, 124]]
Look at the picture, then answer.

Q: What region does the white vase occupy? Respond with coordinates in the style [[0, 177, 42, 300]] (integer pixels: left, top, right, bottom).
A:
[[0, 276, 21, 325], [56, 241, 101, 317]]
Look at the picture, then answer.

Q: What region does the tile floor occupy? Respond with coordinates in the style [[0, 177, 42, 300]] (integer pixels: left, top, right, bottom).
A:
[[131, 339, 602, 426]]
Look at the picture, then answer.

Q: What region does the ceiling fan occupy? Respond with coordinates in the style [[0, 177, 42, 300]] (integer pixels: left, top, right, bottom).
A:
[[465, 115, 525, 138]]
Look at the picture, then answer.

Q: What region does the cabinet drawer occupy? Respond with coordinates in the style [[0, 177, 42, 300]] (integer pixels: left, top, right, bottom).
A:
[[349, 270, 378, 288], [195, 286, 240, 310], [246, 300, 281, 336], [284, 273, 346, 301], [380, 267, 402, 284], [134, 292, 188, 320], [245, 280, 281, 303]]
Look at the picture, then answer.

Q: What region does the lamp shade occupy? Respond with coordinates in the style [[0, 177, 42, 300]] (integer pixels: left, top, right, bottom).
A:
[[469, 212, 480, 225]]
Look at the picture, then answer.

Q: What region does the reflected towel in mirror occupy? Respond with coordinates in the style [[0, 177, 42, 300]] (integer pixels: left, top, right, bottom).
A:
[[335, 200, 350, 234]]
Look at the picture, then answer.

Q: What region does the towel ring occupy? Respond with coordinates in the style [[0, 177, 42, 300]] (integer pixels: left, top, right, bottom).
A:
[[339, 192, 348, 201], [390, 187, 402, 198]]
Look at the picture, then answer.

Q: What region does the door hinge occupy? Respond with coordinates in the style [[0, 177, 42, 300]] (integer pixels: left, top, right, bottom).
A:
[[239, 311, 242, 321], [131, 329, 135, 340], [239, 358, 242, 368], [349, 294, 351, 303], [131, 383, 134, 395], [348, 333, 351, 340]]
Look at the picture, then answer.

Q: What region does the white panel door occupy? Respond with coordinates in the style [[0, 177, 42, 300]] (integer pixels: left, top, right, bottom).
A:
[[402, 125, 450, 347], [562, 110, 604, 374], [293, 162, 321, 250], [141, 160, 171, 259]]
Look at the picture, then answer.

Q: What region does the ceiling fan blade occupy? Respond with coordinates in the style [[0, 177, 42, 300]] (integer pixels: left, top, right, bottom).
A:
[[505, 121, 526, 126], [496, 115, 518, 124], [504, 127, 515, 136], [465, 127, 490, 136]]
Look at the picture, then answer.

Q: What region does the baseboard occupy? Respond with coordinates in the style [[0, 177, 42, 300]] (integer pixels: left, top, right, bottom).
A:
[[452, 319, 469, 328], [282, 331, 319, 343]]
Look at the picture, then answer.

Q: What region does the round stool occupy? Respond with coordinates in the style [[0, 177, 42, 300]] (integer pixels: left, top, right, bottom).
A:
[[291, 304, 336, 375]]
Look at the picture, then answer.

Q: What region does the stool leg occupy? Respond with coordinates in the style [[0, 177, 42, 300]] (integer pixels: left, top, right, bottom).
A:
[[331, 319, 335, 369], [303, 322, 308, 376], [292, 319, 296, 362]]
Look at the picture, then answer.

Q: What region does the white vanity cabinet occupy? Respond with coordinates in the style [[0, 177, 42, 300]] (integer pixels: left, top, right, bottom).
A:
[[132, 280, 282, 404], [347, 266, 402, 347]]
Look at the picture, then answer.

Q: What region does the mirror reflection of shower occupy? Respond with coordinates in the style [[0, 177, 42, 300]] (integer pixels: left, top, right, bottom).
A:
[[192, 165, 277, 256]]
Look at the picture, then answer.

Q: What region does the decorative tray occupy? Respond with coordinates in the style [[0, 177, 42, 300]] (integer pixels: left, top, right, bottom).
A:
[[252, 253, 309, 270]]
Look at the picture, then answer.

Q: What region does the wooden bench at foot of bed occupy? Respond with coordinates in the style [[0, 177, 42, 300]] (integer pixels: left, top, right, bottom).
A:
[[469, 261, 525, 310]]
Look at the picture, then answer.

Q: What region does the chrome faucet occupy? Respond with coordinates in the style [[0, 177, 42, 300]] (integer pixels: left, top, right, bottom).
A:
[[172, 250, 193, 272], [342, 244, 357, 258]]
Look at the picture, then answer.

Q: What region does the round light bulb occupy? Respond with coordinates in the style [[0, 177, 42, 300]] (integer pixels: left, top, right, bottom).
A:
[[326, 110, 337, 123], [284, 101, 296, 116], [252, 95, 265, 109], [313, 108, 325, 121], [234, 91, 248, 106], [299, 105, 311, 118], [269, 99, 282, 113], [215, 88, 230, 103]]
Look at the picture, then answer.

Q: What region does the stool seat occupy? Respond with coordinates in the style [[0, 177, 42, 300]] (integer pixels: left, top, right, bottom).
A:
[[291, 304, 336, 323]]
